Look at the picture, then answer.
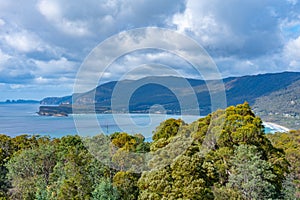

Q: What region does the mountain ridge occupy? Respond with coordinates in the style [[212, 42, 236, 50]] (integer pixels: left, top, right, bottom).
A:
[[39, 71, 300, 129]]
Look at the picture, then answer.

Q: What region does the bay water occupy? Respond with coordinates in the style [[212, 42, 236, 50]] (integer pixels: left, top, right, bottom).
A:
[[0, 103, 199, 139], [0, 103, 279, 139]]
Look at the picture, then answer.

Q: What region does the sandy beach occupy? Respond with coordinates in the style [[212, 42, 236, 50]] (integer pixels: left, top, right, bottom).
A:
[[263, 122, 290, 133]]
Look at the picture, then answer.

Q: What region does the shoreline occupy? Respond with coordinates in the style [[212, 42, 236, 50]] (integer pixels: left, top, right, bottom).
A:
[[263, 122, 290, 133]]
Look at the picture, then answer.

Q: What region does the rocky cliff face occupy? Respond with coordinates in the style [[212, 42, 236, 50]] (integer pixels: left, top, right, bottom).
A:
[[37, 105, 72, 117]]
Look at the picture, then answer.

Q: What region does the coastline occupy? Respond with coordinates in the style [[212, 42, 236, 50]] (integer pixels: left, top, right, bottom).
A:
[[263, 122, 290, 133]]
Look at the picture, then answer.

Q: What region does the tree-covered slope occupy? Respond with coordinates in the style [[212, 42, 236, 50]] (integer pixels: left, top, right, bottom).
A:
[[254, 79, 300, 129], [39, 72, 300, 128]]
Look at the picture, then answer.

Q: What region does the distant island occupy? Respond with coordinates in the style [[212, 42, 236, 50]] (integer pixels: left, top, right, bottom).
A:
[[38, 71, 300, 129], [1, 99, 39, 104]]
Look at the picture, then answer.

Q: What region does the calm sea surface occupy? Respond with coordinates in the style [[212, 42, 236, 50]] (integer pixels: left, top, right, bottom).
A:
[[0, 103, 276, 139], [0, 104, 200, 139]]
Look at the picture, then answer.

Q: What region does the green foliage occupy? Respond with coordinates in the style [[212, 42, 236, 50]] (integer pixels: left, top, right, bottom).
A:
[[4, 135, 114, 199], [254, 78, 300, 129], [139, 154, 214, 199], [111, 132, 137, 150], [92, 178, 120, 200], [226, 145, 277, 200], [170, 154, 214, 199], [113, 171, 139, 200], [152, 118, 186, 141], [0, 135, 51, 199], [0, 135, 13, 198], [0, 102, 298, 199], [267, 130, 300, 199], [281, 173, 297, 200], [213, 186, 243, 200], [6, 142, 56, 199], [138, 102, 290, 199], [138, 166, 173, 200], [48, 135, 106, 199], [219, 102, 265, 148]]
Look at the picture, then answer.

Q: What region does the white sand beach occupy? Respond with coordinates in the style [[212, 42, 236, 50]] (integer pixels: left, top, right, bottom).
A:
[[263, 122, 290, 133]]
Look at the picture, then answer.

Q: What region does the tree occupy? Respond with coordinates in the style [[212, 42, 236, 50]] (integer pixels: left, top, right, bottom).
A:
[[0, 134, 50, 198], [211, 102, 289, 195], [1, 102, 295, 199], [113, 171, 140, 200], [0, 135, 13, 198], [138, 166, 173, 200], [152, 118, 186, 142], [138, 102, 289, 199], [6, 142, 57, 199], [218, 102, 265, 148], [92, 178, 120, 200], [170, 154, 213, 199], [267, 130, 300, 198], [225, 145, 277, 200], [48, 135, 103, 200]]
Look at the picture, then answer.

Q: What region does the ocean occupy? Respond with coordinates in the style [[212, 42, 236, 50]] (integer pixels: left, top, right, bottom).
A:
[[0, 103, 281, 139], [0, 103, 199, 139]]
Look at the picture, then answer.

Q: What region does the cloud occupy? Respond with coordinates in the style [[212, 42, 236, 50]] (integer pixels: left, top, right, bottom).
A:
[[33, 76, 74, 87], [3, 30, 43, 53], [171, 0, 296, 58], [169, 0, 300, 77], [103, 50, 194, 81], [287, 0, 298, 5], [37, 0, 90, 37], [0, 56, 36, 84], [283, 36, 300, 69], [214, 55, 281, 78], [0, 0, 300, 100], [33, 57, 78, 77], [0, 18, 5, 26], [0, 54, 78, 86], [0, 49, 11, 66], [0, 0, 187, 100], [37, 0, 61, 21], [35, 0, 185, 38], [285, 36, 300, 58], [9, 84, 26, 89]]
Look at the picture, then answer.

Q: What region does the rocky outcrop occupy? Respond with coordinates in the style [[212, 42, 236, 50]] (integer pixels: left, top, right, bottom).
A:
[[37, 105, 71, 117]]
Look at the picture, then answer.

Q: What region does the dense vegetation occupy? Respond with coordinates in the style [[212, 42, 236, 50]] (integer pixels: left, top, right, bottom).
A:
[[254, 79, 300, 129], [1, 102, 299, 199], [267, 130, 300, 198]]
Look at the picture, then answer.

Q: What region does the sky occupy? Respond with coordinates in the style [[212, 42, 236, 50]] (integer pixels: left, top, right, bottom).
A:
[[0, 0, 300, 101]]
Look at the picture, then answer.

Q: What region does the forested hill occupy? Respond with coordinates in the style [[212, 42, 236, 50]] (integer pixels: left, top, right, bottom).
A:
[[1, 103, 299, 199], [39, 71, 300, 128]]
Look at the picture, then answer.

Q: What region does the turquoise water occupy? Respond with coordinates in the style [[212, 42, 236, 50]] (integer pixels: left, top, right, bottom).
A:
[[0, 104, 278, 139], [264, 127, 272, 133]]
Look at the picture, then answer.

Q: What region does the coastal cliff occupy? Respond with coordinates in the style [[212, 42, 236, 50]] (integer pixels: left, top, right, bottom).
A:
[[37, 105, 72, 117]]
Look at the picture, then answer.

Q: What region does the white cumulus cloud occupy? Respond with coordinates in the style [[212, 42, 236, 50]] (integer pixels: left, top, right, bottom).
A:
[[3, 30, 43, 53], [0, 0, 300, 100], [176, 1, 283, 56], [37, 0, 90, 37], [33, 57, 78, 77], [0, 49, 11, 64], [0, 18, 5, 26], [284, 36, 300, 69]]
